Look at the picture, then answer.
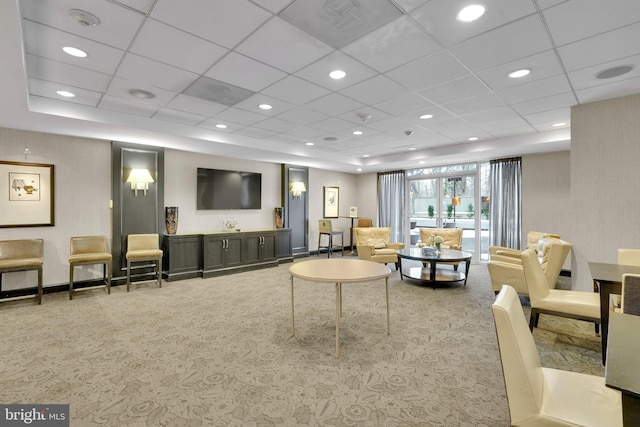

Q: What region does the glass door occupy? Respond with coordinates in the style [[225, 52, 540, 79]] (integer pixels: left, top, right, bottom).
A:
[[442, 175, 476, 255], [408, 178, 438, 245]]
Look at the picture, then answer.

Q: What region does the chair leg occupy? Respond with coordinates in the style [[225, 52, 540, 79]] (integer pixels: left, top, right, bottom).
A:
[[37, 267, 43, 305], [328, 235, 332, 258], [318, 234, 321, 256], [156, 258, 162, 288], [126, 259, 131, 292], [69, 265, 74, 300], [529, 309, 538, 331], [106, 261, 111, 295]]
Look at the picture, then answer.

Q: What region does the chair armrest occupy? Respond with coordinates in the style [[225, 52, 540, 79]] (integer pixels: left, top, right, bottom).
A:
[[487, 260, 527, 294], [387, 242, 405, 250], [489, 245, 521, 257], [491, 254, 523, 265], [355, 245, 375, 260], [450, 244, 461, 250]]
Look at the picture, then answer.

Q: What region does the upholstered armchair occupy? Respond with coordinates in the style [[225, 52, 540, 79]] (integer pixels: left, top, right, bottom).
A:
[[488, 237, 572, 295], [353, 227, 404, 269], [417, 228, 462, 250], [488, 231, 560, 264]]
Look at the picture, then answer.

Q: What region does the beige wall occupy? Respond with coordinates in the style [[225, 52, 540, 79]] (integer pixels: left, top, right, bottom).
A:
[[0, 128, 111, 288], [570, 93, 640, 290]]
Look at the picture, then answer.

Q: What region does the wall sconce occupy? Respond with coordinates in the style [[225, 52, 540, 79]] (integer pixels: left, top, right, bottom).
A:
[[290, 181, 306, 199], [126, 168, 154, 196]]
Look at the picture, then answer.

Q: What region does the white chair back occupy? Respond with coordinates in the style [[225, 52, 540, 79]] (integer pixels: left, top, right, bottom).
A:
[[521, 248, 551, 304]]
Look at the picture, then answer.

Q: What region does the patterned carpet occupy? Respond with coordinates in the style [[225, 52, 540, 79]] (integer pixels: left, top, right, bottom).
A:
[[0, 259, 603, 426]]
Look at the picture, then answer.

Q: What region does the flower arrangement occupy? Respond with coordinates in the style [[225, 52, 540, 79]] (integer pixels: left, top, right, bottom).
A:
[[429, 234, 445, 247]]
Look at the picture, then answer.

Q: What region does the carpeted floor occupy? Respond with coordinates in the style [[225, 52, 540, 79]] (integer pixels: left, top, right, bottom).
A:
[[0, 259, 603, 426]]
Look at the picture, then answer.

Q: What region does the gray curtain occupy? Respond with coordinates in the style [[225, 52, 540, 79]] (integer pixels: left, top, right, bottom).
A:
[[378, 170, 405, 243], [490, 157, 522, 249]]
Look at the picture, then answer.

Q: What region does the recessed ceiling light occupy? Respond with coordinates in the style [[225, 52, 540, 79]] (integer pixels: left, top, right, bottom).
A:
[[128, 89, 156, 99], [357, 168, 362, 172], [468, 137, 479, 141], [258, 104, 272, 110], [408, 147, 416, 151], [68, 9, 101, 27], [353, 130, 363, 135], [56, 90, 75, 98], [363, 154, 370, 158], [508, 68, 531, 79], [215, 124, 227, 129], [324, 136, 338, 142], [596, 65, 634, 79], [329, 70, 346, 80], [419, 161, 425, 164], [62, 46, 87, 58], [305, 142, 314, 146], [552, 122, 567, 127], [419, 114, 434, 119], [457, 4, 485, 22]]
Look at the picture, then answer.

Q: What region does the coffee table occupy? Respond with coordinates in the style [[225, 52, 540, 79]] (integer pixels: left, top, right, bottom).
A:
[[397, 247, 472, 289], [289, 258, 391, 357]]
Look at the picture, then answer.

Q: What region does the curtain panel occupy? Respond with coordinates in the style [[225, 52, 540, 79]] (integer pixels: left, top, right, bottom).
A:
[[378, 170, 405, 243], [490, 157, 522, 249]]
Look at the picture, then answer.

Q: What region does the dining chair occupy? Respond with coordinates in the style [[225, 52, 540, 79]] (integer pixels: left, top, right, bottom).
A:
[[68, 235, 112, 300], [317, 219, 344, 257], [608, 249, 640, 311], [126, 233, 163, 291], [492, 284, 622, 427], [521, 248, 600, 332], [621, 273, 640, 316]]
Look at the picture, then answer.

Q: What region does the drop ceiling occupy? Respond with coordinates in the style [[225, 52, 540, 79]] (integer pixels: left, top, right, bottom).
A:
[[1, 0, 640, 172]]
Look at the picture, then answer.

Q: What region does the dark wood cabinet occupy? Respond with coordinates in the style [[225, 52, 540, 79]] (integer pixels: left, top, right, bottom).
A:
[[163, 229, 292, 281]]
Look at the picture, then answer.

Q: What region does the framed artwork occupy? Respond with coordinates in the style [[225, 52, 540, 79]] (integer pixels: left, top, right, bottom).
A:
[[323, 186, 339, 218], [0, 161, 55, 227]]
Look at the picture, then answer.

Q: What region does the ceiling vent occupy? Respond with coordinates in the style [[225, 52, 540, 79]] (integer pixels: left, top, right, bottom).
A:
[[596, 65, 634, 79], [183, 76, 255, 107], [68, 9, 101, 27], [279, 0, 404, 48]]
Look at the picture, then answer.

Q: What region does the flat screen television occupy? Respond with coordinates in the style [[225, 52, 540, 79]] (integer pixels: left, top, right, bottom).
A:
[[197, 168, 262, 210]]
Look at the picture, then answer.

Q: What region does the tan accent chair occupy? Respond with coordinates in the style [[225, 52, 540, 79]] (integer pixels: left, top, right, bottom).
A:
[[353, 227, 404, 269], [488, 237, 572, 295], [69, 236, 112, 300], [521, 248, 600, 331], [417, 227, 462, 250], [0, 239, 44, 304], [126, 234, 163, 292], [492, 284, 622, 427], [318, 219, 344, 257]]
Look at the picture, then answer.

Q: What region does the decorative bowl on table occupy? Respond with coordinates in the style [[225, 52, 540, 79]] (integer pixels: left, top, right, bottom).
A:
[[223, 218, 239, 231]]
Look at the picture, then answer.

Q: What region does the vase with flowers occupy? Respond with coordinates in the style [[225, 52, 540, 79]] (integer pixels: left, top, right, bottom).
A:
[[428, 234, 445, 256]]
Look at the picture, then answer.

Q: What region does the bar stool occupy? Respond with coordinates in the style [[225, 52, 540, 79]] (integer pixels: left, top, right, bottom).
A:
[[318, 219, 344, 257]]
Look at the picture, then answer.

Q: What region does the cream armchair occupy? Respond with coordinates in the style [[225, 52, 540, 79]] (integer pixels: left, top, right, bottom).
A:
[[488, 237, 572, 295], [417, 228, 462, 250], [353, 227, 404, 269], [488, 231, 560, 264]]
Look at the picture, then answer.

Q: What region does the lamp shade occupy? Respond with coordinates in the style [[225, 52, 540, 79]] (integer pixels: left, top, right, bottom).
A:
[[452, 196, 461, 206], [126, 168, 154, 183], [290, 181, 306, 193]]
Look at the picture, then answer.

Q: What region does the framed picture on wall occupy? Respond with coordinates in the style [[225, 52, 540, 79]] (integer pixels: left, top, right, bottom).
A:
[[0, 160, 55, 227], [323, 186, 339, 218]]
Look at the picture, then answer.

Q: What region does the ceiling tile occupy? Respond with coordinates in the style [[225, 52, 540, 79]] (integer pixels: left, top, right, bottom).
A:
[[151, 0, 271, 49], [544, 0, 640, 46], [567, 54, 640, 91], [493, 74, 573, 104], [152, 108, 207, 126], [442, 93, 507, 116], [374, 93, 434, 116], [476, 49, 565, 91], [106, 77, 178, 105], [309, 117, 356, 132], [20, 0, 145, 49], [25, 54, 111, 92], [233, 94, 294, 117], [450, 14, 553, 72], [342, 15, 441, 72], [261, 75, 331, 104], [411, 0, 536, 47], [99, 94, 158, 117], [304, 93, 365, 116], [386, 51, 470, 91], [130, 19, 228, 74], [235, 18, 334, 73], [250, 0, 292, 14], [275, 107, 329, 125], [165, 94, 228, 117], [575, 75, 640, 104], [117, 53, 198, 92], [205, 52, 287, 92], [294, 51, 378, 90], [511, 92, 577, 115], [418, 75, 490, 105], [252, 117, 298, 132], [523, 107, 570, 125], [557, 22, 640, 72], [28, 78, 101, 107], [340, 75, 408, 105], [213, 107, 266, 126], [23, 21, 124, 75]]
